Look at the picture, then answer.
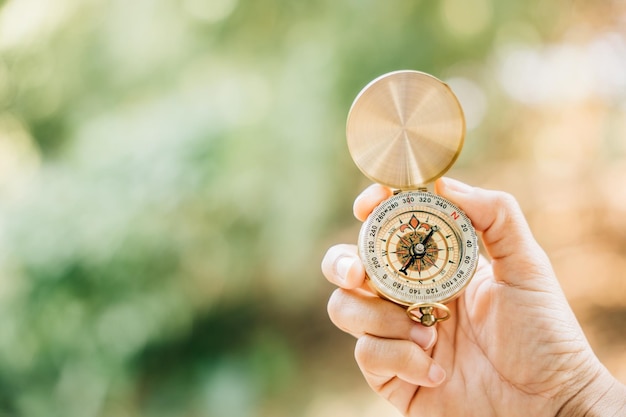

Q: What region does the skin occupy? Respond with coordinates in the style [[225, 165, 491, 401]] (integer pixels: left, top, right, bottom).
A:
[[321, 177, 626, 417]]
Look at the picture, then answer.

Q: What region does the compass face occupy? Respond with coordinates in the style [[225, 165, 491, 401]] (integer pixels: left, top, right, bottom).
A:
[[359, 191, 478, 306]]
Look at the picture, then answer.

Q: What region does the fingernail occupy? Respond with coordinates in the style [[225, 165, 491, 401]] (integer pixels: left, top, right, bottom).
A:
[[335, 256, 355, 282], [410, 325, 437, 350], [441, 177, 472, 194], [428, 362, 446, 385]]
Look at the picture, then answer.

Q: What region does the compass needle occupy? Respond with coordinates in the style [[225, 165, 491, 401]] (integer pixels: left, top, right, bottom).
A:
[[349, 70, 478, 326]]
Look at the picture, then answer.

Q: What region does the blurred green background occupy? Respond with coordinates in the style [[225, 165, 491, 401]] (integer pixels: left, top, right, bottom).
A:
[[1, 0, 625, 416]]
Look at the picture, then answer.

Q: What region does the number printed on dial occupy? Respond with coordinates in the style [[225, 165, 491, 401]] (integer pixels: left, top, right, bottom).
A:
[[359, 191, 478, 306]]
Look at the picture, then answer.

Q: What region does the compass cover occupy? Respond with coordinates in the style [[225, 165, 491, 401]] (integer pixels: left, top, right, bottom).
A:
[[346, 70, 466, 189]]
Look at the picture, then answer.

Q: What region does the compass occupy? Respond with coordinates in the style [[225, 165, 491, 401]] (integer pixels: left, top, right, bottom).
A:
[[346, 70, 479, 326]]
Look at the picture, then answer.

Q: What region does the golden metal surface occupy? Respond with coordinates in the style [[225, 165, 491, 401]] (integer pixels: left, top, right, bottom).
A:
[[406, 303, 451, 326], [346, 70, 466, 189]]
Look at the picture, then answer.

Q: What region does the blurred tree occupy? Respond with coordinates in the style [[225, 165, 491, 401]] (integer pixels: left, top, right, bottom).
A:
[[2, 0, 625, 416]]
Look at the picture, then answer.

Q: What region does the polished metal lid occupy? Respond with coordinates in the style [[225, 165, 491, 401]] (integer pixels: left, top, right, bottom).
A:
[[346, 70, 466, 189]]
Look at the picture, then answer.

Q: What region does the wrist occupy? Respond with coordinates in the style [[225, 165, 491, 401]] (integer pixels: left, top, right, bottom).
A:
[[556, 365, 626, 417]]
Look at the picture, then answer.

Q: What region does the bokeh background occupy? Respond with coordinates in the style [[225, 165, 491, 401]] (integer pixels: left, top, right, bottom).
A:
[[0, 0, 625, 416]]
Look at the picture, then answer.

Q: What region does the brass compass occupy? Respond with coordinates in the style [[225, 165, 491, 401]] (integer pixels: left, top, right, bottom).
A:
[[347, 70, 479, 326]]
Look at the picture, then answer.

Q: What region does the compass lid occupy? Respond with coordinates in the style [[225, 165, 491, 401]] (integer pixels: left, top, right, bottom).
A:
[[346, 70, 466, 189]]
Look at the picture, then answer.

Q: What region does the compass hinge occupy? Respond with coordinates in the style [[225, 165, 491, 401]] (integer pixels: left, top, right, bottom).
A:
[[393, 187, 428, 195]]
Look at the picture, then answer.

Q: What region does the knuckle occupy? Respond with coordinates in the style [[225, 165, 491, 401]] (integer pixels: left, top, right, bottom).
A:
[[326, 289, 364, 334], [378, 300, 405, 324], [489, 190, 525, 229], [492, 190, 519, 210], [354, 335, 378, 368], [326, 289, 347, 325], [320, 245, 344, 280], [404, 343, 424, 368], [321, 246, 337, 269]]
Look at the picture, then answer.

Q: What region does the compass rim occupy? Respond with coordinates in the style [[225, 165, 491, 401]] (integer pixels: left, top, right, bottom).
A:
[[358, 191, 478, 306]]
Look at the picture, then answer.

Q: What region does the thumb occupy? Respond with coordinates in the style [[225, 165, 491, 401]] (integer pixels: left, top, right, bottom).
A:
[[435, 177, 553, 287]]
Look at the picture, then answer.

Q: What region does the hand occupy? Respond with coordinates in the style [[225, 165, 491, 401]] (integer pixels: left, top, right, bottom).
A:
[[321, 177, 626, 417]]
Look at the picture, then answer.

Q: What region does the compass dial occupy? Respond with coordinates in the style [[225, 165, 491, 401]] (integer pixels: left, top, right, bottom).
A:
[[359, 191, 478, 306]]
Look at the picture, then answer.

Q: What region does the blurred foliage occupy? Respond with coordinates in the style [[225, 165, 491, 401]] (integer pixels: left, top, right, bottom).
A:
[[0, 0, 625, 416]]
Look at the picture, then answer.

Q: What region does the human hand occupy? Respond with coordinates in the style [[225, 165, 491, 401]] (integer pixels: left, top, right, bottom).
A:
[[321, 177, 626, 417]]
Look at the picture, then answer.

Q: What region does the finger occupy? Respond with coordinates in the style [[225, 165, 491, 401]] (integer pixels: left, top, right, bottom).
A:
[[327, 289, 438, 349], [321, 244, 366, 289], [355, 335, 446, 390], [476, 254, 492, 275], [353, 184, 393, 222], [435, 177, 553, 287]]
